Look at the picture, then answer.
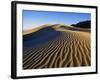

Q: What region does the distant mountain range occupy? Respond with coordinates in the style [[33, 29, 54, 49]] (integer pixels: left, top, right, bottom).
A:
[[71, 20, 91, 28]]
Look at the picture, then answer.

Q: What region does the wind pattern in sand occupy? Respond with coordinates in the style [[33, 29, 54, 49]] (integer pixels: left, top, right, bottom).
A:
[[23, 24, 91, 69]]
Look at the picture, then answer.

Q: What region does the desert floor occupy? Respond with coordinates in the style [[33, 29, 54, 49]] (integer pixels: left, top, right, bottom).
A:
[[23, 24, 91, 69]]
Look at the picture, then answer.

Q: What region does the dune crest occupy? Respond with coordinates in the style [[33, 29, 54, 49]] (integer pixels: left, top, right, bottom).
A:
[[23, 24, 91, 69], [23, 24, 54, 35]]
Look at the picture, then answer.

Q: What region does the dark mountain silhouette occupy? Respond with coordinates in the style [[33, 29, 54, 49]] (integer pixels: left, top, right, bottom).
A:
[[71, 20, 91, 28]]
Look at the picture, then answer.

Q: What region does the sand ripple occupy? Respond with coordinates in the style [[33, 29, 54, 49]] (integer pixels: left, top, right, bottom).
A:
[[23, 25, 91, 69]]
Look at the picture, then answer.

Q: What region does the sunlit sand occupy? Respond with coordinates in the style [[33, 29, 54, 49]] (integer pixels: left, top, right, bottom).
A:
[[23, 24, 91, 69]]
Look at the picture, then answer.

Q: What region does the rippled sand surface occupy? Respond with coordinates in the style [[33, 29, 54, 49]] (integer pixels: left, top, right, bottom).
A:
[[23, 24, 91, 69]]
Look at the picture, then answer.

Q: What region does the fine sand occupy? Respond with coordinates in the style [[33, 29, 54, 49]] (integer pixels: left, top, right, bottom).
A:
[[23, 24, 91, 69]]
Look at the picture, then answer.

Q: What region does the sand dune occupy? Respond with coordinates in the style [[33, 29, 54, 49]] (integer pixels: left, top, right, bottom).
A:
[[23, 24, 91, 69], [23, 24, 54, 35]]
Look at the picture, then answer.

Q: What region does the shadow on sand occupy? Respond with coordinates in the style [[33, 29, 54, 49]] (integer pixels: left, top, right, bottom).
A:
[[23, 26, 60, 48]]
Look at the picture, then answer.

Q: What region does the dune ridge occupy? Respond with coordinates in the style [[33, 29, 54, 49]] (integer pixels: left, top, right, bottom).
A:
[[23, 24, 91, 69], [23, 24, 54, 35]]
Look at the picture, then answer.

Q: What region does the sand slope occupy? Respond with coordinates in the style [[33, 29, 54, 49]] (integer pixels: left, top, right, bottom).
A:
[[23, 24, 91, 69]]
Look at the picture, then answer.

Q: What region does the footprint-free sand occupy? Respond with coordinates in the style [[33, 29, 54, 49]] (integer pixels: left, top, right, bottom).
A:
[[23, 24, 91, 69]]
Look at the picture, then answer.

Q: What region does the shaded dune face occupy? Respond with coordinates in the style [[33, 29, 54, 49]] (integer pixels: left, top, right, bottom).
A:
[[23, 24, 91, 69], [23, 25, 60, 47]]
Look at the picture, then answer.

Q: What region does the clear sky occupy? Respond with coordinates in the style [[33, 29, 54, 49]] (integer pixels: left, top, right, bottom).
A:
[[23, 10, 91, 30]]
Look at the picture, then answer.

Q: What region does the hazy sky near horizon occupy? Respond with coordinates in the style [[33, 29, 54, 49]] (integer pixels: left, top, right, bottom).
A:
[[23, 10, 91, 30]]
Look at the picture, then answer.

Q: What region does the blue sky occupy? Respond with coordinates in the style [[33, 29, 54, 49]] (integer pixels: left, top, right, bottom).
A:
[[23, 10, 91, 30]]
